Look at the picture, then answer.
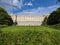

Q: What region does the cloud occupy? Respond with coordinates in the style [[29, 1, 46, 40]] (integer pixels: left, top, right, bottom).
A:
[[0, 0, 12, 13], [13, 0, 19, 5], [17, 4, 60, 15], [12, 0, 23, 8], [24, 2, 33, 6], [16, 7, 45, 15], [47, 5, 60, 9], [0, 0, 60, 15], [0, 0, 12, 4], [0, 0, 23, 14]]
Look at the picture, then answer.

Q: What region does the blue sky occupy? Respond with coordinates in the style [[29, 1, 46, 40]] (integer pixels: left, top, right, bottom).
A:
[[0, 0, 60, 15]]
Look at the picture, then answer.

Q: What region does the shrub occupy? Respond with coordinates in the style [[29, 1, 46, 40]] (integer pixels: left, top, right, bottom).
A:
[[13, 22, 17, 26], [48, 23, 60, 29]]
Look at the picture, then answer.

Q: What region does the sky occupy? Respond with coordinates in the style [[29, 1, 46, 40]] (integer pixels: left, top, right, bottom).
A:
[[0, 0, 60, 15]]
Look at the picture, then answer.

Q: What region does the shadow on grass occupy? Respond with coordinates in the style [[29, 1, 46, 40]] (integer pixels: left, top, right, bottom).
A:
[[0, 25, 10, 29]]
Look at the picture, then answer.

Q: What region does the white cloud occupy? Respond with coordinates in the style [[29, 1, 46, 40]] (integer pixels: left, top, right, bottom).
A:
[[27, 2, 33, 6], [13, 0, 18, 3], [24, 2, 33, 6], [0, 0, 23, 9], [17, 5, 60, 15], [13, 0, 23, 8], [16, 8, 43, 15], [0, 0, 24, 14], [0, 0, 11, 4], [13, 0, 19, 5], [0, 0, 60, 15], [47, 5, 60, 9], [0, 0, 13, 13], [12, 0, 23, 8]]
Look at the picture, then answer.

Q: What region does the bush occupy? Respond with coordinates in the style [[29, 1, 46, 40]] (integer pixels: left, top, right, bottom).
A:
[[48, 23, 60, 29], [13, 22, 17, 26]]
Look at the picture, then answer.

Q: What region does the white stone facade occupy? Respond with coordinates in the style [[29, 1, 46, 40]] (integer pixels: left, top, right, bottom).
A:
[[10, 14, 49, 26]]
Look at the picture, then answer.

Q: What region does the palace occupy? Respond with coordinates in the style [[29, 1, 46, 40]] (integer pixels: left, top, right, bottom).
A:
[[10, 14, 49, 26]]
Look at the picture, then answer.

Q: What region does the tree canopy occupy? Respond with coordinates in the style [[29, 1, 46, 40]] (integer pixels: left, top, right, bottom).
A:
[[47, 7, 60, 25], [0, 7, 13, 26]]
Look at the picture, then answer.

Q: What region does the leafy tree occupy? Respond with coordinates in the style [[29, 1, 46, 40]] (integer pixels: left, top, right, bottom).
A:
[[0, 7, 13, 26], [42, 16, 48, 25], [47, 7, 60, 25]]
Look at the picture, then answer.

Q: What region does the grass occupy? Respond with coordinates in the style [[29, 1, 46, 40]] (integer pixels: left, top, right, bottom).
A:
[[0, 26, 60, 45], [1, 26, 59, 32]]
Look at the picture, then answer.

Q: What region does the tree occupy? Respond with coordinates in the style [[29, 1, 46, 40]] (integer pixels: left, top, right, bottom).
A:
[[0, 7, 13, 26], [47, 7, 60, 25], [42, 16, 48, 25]]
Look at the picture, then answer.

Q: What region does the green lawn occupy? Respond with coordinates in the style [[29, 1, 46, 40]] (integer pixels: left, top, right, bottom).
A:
[[1, 26, 60, 32], [0, 26, 60, 45]]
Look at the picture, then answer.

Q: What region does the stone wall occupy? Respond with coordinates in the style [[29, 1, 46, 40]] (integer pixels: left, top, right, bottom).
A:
[[10, 14, 49, 26]]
